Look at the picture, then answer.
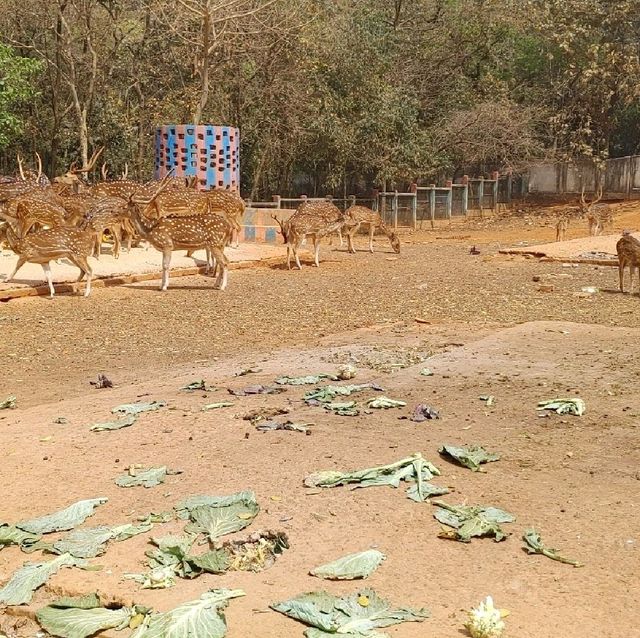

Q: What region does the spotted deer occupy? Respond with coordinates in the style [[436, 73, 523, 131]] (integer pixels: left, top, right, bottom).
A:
[[0, 217, 94, 297], [127, 179, 232, 290], [272, 201, 346, 269], [555, 216, 568, 242], [580, 185, 613, 236], [81, 196, 135, 259], [52, 147, 104, 195], [343, 205, 400, 254], [616, 231, 640, 294], [0, 154, 48, 203]]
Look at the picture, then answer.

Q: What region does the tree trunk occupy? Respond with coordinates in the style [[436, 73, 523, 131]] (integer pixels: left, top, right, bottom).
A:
[[193, 9, 211, 125]]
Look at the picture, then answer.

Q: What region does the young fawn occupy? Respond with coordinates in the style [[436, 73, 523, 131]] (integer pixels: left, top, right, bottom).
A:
[[555, 217, 568, 242]]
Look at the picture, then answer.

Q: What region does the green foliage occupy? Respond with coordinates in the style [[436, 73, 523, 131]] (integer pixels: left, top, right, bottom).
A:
[[0, 44, 41, 149]]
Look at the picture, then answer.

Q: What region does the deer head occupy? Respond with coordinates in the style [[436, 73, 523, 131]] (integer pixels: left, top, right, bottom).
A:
[[579, 183, 603, 217], [271, 214, 288, 243], [53, 147, 104, 189]]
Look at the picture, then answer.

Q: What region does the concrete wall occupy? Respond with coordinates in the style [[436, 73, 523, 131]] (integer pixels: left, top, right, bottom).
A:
[[529, 155, 640, 198]]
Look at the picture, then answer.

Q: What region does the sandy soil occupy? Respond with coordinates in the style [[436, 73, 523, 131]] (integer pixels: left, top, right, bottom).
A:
[[0, 204, 639, 638]]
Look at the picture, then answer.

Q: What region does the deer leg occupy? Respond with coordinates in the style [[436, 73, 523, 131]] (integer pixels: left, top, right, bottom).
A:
[[112, 225, 121, 259], [94, 231, 102, 260], [69, 254, 92, 296], [630, 265, 634, 295], [7, 257, 27, 282], [232, 228, 239, 249], [211, 247, 228, 290], [369, 225, 375, 253], [338, 228, 343, 247], [286, 243, 292, 270], [42, 263, 55, 298], [619, 262, 625, 293], [346, 230, 355, 254], [312, 235, 320, 267], [161, 249, 171, 291], [293, 238, 303, 270]]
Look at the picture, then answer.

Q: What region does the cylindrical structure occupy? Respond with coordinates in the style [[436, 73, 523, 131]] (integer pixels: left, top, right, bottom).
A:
[[154, 124, 240, 191]]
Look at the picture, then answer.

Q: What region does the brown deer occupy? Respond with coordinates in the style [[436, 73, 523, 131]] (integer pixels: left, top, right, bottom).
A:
[[616, 231, 640, 294], [81, 196, 134, 259], [0, 218, 94, 298], [52, 147, 104, 195], [343, 205, 400, 254], [555, 217, 568, 242], [580, 185, 613, 236], [272, 201, 346, 269], [127, 180, 232, 290]]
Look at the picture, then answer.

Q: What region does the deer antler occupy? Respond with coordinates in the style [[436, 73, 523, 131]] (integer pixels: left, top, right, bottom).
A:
[[101, 163, 109, 181], [71, 146, 104, 175], [16, 154, 26, 181], [35, 152, 43, 182], [131, 169, 175, 205], [121, 163, 129, 180], [593, 182, 604, 205]]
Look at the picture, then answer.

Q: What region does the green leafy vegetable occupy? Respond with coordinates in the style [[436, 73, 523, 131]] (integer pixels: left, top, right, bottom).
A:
[[433, 501, 515, 542], [36, 595, 136, 638], [112, 401, 166, 415], [130, 589, 245, 638], [537, 398, 585, 416], [310, 550, 386, 580], [366, 396, 406, 409], [0, 553, 77, 605], [181, 380, 211, 391], [323, 401, 360, 416], [17, 498, 108, 534], [304, 384, 383, 403], [184, 498, 259, 542], [115, 467, 169, 488], [438, 445, 500, 472], [304, 453, 446, 502], [175, 491, 258, 520], [523, 529, 584, 567], [0, 395, 17, 409], [271, 589, 429, 636], [420, 368, 433, 376], [89, 415, 137, 432]]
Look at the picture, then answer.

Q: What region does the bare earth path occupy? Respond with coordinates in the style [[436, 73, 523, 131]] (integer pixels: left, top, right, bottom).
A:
[[0, 217, 639, 637]]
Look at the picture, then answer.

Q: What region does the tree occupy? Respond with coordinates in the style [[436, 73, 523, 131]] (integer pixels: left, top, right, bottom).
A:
[[0, 43, 41, 150]]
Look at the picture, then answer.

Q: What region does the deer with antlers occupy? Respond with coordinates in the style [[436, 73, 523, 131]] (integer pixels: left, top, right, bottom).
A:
[[343, 205, 401, 254], [52, 147, 104, 195], [580, 184, 613, 236], [0, 153, 48, 203], [127, 177, 233, 291], [272, 200, 346, 270], [0, 216, 94, 298]]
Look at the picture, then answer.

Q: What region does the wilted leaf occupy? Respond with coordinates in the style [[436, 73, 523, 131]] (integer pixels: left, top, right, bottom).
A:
[[438, 445, 500, 472], [255, 421, 312, 433], [0, 395, 16, 409], [181, 380, 210, 391], [130, 589, 245, 638], [110, 520, 154, 541], [202, 402, 234, 411], [310, 550, 386, 580], [271, 589, 429, 635], [228, 385, 284, 396], [523, 529, 583, 567], [52, 528, 115, 559], [49, 593, 101, 609], [366, 396, 406, 409], [322, 401, 360, 416], [17, 498, 108, 534], [537, 398, 585, 416], [36, 597, 135, 638], [184, 497, 259, 542], [112, 401, 166, 415], [219, 531, 288, 572], [304, 384, 383, 403], [175, 491, 258, 520], [304, 453, 444, 502], [115, 467, 168, 489], [479, 395, 495, 407], [188, 549, 230, 574], [408, 404, 440, 421], [0, 524, 41, 551], [275, 374, 337, 385], [0, 553, 77, 605], [433, 501, 515, 542], [89, 415, 137, 432]]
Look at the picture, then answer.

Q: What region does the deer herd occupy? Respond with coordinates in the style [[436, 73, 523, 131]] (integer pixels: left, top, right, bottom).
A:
[[0, 152, 638, 298]]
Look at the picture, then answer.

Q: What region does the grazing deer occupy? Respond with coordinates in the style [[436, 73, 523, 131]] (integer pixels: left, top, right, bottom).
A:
[[127, 180, 232, 290], [555, 217, 568, 242], [0, 218, 94, 298], [616, 231, 640, 294], [580, 185, 613, 236], [81, 196, 134, 259], [272, 201, 345, 269], [343, 205, 400, 254]]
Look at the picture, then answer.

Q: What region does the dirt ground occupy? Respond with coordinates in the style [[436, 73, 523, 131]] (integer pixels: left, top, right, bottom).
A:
[[0, 203, 639, 637]]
